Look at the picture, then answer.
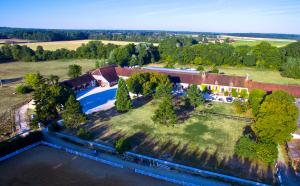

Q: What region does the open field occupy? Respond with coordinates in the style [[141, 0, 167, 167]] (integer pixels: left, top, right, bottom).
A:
[[0, 59, 95, 115], [230, 40, 294, 47], [0, 40, 159, 51], [87, 99, 272, 182], [0, 59, 95, 80], [147, 63, 300, 86], [220, 35, 296, 47], [0, 145, 173, 186]]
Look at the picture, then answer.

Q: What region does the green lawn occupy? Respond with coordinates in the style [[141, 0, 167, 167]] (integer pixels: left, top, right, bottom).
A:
[[0, 59, 95, 81], [90, 100, 248, 159], [147, 63, 300, 86], [88, 99, 272, 181]]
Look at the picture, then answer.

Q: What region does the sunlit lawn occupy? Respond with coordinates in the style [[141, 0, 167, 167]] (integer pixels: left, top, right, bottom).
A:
[[230, 39, 294, 47], [91, 100, 248, 159]]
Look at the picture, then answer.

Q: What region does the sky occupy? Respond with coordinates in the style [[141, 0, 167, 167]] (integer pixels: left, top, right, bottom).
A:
[[1, 0, 300, 34]]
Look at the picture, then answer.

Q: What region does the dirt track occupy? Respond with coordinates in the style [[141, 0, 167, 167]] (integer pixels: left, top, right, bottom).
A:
[[0, 146, 175, 186]]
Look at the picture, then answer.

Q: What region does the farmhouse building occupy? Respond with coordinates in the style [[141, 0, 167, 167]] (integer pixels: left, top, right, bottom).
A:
[[91, 65, 119, 87], [62, 66, 118, 90]]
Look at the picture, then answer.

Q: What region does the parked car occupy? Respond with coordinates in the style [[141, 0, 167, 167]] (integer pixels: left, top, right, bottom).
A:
[[226, 97, 233, 102]]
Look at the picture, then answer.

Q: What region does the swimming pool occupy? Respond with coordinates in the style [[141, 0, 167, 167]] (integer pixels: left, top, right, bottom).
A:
[[76, 86, 117, 114]]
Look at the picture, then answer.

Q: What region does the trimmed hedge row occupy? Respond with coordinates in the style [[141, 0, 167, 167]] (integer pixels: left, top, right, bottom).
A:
[[0, 131, 43, 157]]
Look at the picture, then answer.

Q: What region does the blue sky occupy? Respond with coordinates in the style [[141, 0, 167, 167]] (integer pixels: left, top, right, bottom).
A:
[[1, 0, 300, 34]]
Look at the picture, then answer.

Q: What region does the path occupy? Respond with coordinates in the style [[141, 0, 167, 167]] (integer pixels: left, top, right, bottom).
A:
[[15, 103, 30, 134]]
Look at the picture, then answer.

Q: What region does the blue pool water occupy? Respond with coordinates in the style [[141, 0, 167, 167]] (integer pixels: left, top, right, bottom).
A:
[[76, 87, 117, 113]]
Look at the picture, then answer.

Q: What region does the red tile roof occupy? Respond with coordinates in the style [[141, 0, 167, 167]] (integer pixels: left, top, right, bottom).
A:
[[91, 65, 119, 85], [115, 67, 300, 97]]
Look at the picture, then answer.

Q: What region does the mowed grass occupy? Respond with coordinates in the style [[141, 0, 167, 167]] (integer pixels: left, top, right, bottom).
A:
[[230, 39, 294, 47], [147, 63, 300, 85], [0, 59, 95, 80], [1, 40, 159, 51], [91, 100, 248, 159]]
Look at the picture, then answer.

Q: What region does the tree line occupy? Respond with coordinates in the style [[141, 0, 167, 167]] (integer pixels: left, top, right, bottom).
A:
[[1, 38, 300, 79]]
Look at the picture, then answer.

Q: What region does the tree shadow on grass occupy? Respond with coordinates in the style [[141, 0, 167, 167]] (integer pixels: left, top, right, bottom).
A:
[[87, 96, 153, 125]]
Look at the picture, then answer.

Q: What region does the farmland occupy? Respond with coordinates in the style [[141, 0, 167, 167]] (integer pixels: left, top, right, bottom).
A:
[[0, 39, 159, 51], [220, 35, 296, 47]]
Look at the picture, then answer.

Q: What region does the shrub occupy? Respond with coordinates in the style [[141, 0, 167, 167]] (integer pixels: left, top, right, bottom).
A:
[[48, 122, 62, 132], [224, 91, 229, 96], [0, 131, 43, 157], [211, 66, 219, 73], [231, 88, 238, 97], [235, 136, 257, 159], [235, 136, 278, 164], [239, 89, 249, 98], [76, 127, 93, 140], [114, 138, 131, 154], [15, 84, 32, 94], [197, 65, 204, 71]]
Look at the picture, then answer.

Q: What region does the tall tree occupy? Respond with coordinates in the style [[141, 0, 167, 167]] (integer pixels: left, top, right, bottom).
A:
[[248, 89, 266, 116], [115, 78, 132, 112], [152, 96, 177, 126], [186, 84, 204, 108], [252, 91, 298, 144], [68, 64, 82, 78], [62, 95, 86, 129]]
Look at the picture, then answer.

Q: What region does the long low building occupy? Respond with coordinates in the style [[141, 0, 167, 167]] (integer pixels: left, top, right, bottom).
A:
[[61, 65, 300, 98], [115, 67, 300, 98]]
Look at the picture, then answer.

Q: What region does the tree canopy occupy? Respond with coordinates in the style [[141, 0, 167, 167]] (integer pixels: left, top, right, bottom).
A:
[[252, 90, 298, 144]]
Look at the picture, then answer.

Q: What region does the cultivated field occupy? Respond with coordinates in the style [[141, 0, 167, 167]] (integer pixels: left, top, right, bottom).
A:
[[87, 99, 272, 182], [0, 145, 173, 186], [148, 63, 300, 86], [0, 40, 159, 50]]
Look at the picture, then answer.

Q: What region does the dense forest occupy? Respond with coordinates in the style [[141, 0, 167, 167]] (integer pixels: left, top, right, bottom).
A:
[[1, 27, 300, 42], [1, 37, 300, 79]]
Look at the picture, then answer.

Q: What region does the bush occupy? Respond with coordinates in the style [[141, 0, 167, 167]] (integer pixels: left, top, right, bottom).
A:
[[211, 66, 219, 73], [114, 138, 131, 154], [197, 65, 204, 71], [76, 127, 93, 140], [235, 136, 257, 159], [239, 89, 249, 98], [235, 136, 278, 164], [0, 131, 43, 157], [231, 88, 238, 97], [48, 122, 62, 132], [15, 84, 32, 94]]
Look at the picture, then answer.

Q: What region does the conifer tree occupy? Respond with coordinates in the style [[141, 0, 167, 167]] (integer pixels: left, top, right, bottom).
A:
[[152, 96, 177, 126], [62, 95, 86, 129], [116, 78, 132, 112]]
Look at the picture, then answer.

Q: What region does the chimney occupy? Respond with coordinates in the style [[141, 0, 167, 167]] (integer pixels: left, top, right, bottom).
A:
[[202, 71, 206, 79], [246, 73, 250, 82]]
